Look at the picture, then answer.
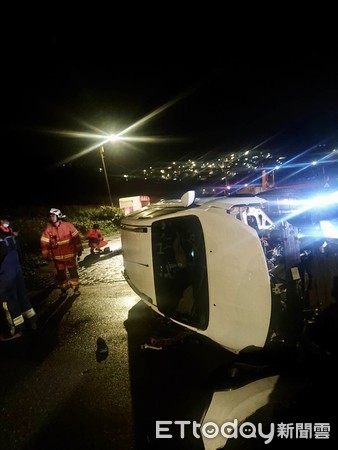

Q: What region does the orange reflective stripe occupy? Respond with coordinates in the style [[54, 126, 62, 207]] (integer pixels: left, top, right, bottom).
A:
[[58, 239, 72, 245], [54, 254, 76, 260]]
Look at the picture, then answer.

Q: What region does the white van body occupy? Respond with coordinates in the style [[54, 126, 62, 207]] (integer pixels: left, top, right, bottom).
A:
[[121, 191, 301, 355]]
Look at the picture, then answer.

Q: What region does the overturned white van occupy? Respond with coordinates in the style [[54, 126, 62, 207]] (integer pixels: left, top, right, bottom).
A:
[[121, 191, 303, 355]]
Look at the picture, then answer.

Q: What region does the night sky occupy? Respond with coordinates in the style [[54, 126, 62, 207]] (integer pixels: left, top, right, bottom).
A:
[[3, 30, 338, 206]]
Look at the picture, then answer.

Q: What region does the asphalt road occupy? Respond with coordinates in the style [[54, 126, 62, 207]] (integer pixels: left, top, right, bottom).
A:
[[0, 237, 136, 449], [0, 236, 337, 450], [0, 236, 231, 450]]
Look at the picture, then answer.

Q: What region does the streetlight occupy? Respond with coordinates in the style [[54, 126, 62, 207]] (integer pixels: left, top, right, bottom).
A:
[[100, 145, 114, 207]]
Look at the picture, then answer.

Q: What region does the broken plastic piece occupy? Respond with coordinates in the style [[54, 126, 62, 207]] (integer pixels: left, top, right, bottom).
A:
[[140, 343, 163, 350]]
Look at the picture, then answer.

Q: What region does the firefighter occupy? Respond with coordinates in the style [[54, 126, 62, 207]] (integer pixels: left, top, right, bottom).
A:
[[0, 214, 37, 341], [86, 224, 105, 254], [40, 208, 83, 298]]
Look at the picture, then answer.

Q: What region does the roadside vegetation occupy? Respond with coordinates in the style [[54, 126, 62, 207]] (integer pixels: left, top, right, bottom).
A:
[[7, 205, 124, 277]]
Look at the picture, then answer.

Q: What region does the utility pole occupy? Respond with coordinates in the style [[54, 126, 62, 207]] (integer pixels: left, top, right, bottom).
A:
[[100, 146, 114, 207]]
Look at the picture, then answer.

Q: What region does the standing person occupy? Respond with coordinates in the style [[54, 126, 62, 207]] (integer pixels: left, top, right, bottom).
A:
[[85, 223, 107, 254], [40, 208, 83, 298], [0, 214, 37, 341]]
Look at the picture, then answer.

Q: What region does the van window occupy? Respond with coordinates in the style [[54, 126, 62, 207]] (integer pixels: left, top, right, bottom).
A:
[[152, 215, 209, 329]]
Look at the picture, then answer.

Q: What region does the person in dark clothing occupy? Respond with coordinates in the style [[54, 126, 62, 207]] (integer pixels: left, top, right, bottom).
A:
[[0, 214, 37, 341]]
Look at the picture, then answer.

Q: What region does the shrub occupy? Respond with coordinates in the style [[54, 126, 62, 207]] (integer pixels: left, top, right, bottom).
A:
[[9, 205, 124, 254]]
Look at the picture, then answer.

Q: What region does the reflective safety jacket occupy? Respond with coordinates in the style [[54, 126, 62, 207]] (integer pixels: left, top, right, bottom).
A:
[[85, 228, 103, 244], [40, 220, 83, 262]]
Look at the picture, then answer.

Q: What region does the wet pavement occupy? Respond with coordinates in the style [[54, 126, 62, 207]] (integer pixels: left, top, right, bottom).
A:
[[0, 234, 235, 450], [1, 234, 137, 449], [0, 234, 337, 449], [25, 235, 123, 300]]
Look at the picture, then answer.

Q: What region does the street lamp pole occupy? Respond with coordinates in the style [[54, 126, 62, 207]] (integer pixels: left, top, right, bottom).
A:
[[100, 146, 114, 207]]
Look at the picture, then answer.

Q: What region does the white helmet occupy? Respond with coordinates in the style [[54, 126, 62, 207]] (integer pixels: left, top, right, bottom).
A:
[[49, 208, 66, 219]]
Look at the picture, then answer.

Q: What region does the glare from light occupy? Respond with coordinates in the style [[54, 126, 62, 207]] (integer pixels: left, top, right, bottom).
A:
[[275, 190, 338, 224], [109, 134, 119, 142], [121, 295, 141, 309], [39, 88, 195, 169], [320, 221, 338, 239]]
